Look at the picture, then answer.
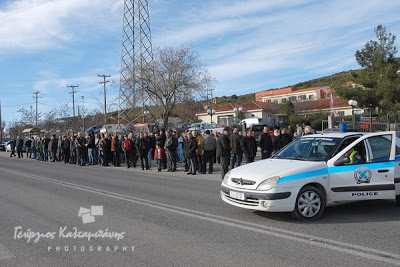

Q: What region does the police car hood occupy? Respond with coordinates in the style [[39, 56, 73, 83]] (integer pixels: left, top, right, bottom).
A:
[[227, 159, 326, 190]]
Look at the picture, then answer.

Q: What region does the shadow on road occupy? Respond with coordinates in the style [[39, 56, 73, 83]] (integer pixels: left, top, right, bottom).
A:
[[253, 200, 400, 223]]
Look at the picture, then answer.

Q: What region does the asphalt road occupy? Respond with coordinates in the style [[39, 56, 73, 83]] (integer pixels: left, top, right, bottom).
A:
[[0, 152, 399, 267]]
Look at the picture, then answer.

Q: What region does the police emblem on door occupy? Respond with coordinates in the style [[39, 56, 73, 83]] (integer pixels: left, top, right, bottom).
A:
[[354, 167, 372, 184]]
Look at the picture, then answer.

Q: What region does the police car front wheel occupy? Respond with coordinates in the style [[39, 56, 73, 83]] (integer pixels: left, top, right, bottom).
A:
[[293, 186, 325, 221]]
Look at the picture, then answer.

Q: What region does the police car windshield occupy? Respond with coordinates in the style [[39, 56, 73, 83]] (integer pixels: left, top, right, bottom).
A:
[[273, 137, 341, 161]]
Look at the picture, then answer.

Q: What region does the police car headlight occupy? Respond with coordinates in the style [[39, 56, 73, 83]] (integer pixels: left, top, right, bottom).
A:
[[256, 176, 280, 191], [222, 171, 231, 185]]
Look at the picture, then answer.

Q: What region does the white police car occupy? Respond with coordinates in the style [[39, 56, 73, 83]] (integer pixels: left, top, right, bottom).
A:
[[221, 131, 400, 220]]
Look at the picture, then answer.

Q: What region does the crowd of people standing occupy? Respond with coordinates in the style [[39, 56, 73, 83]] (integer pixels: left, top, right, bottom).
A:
[[7, 123, 313, 179]]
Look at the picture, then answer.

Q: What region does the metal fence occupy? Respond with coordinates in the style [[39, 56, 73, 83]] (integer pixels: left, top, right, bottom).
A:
[[321, 120, 400, 132]]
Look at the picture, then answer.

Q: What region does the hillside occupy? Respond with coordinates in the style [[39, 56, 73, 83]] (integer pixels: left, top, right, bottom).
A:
[[292, 69, 361, 89], [215, 93, 255, 104], [215, 69, 362, 104]]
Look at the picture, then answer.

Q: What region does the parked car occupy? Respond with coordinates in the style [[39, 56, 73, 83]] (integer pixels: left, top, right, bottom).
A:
[[99, 124, 126, 135], [0, 141, 8, 151], [221, 131, 400, 220], [85, 125, 103, 135]]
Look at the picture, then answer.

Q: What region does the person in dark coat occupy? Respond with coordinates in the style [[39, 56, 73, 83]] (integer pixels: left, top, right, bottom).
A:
[[130, 133, 138, 168], [9, 138, 16, 157], [201, 130, 216, 174], [102, 134, 111, 166], [16, 136, 24, 158], [25, 138, 32, 158], [43, 135, 50, 161], [183, 133, 190, 172], [51, 134, 58, 162], [136, 132, 149, 170], [61, 135, 70, 164], [87, 134, 95, 165], [156, 129, 167, 169], [240, 130, 257, 164], [165, 130, 178, 172], [259, 126, 273, 159], [187, 132, 198, 175], [69, 135, 76, 164], [230, 128, 243, 169], [75, 132, 86, 166], [217, 127, 231, 180], [146, 132, 156, 168], [272, 129, 282, 153], [280, 127, 293, 148]]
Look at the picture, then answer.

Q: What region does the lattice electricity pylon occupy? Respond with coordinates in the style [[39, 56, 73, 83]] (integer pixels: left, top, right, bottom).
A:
[[118, 0, 156, 126]]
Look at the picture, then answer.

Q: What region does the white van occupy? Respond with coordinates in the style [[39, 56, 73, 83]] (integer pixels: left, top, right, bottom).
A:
[[221, 131, 400, 220], [239, 118, 265, 128]]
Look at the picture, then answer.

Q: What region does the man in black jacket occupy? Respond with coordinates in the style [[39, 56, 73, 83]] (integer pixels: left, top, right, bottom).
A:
[[16, 136, 24, 158], [51, 134, 58, 162], [25, 138, 32, 158], [9, 138, 16, 157], [102, 134, 111, 166], [44, 136, 50, 161], [87, 134, 95, 165], [241, 130, 257, 164], [136, 132, 149, 170], [165, 130, 178, 172], [280, 127, 293, 148], [217, 127, 231, 180], [272, 129, 282, 153], [259, 126, 273, 159], [230, 128, 243, 169], [187, 132, 198, 175], [75, 132, 86, 166], [147, 132, 156, 168], [61, 136, 70, 164]]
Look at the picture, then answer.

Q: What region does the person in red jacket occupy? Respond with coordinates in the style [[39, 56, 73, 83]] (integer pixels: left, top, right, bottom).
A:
[[154, 144, 165, 172]]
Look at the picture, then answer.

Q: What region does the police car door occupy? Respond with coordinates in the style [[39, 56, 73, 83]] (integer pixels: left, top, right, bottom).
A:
[[327, 132, 396, 202]]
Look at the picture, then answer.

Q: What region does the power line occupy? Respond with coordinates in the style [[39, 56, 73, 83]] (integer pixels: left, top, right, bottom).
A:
[[33, 91, 42, 126], [98, 74, 111, 125], [2, 102, 35, 107], [0, 0, 56, 20], [67, 85, 79, 121]]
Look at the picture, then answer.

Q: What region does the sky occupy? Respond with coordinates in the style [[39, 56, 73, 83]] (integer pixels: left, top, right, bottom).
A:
[[1, 0, 400, 124]]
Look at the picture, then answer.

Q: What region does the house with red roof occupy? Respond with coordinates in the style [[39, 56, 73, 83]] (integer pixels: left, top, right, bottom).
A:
[[195, 100, 285, 126]]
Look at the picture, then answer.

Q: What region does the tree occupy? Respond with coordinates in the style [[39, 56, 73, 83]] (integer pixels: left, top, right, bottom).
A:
[[144, 46, 213, 127], [335, 25, 400, 113], [279, 101, 295, 115], [355, 25, 397, 69], [17, 107, 35, 126]]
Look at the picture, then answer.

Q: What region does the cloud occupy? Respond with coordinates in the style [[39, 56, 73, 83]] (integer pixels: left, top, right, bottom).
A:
[[169, 0, 400, 91], [0, 0, 122, 53]]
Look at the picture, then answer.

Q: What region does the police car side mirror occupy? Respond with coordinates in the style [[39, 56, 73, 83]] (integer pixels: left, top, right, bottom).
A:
[[334, 157, 350, 166]]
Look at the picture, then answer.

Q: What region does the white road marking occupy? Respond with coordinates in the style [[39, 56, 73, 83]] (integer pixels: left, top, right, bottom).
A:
[[0, 242, 15, 260], [1, 167, 400, 265]]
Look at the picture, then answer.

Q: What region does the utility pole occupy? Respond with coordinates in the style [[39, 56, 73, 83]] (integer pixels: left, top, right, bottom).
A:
[[33, 91, 41, 126], [67, 85, 79, 122], [98, 74, 111, 125], [81, 96, 85, 131]]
